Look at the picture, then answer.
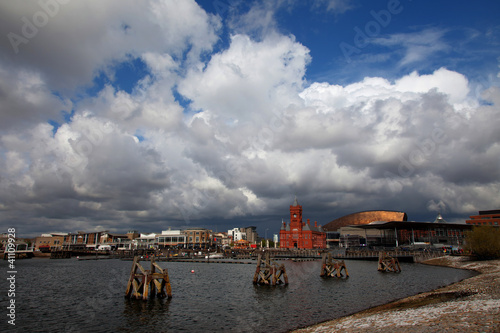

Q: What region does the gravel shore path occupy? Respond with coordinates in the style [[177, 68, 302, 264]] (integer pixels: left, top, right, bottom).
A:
[[293, 256, 500, 333]]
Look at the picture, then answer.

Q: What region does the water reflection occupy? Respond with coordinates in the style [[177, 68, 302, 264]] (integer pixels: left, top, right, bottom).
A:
[[121, 298, 171, 332]]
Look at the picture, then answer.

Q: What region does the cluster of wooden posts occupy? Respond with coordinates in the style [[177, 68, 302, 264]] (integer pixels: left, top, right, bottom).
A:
[[125, 256, 172, 300], [320, 253, 349, 278], [125, 251, 401, 300], [377, 252, 402, 273], [253, 252, 288, 286]]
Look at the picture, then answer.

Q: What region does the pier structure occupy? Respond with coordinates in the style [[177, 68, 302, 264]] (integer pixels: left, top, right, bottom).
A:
[[125, 256, 172, 300], [3, 241, 34, 260], [320, 253, 349, 278], [253, 252, 288, 286], [377, 252, 402, 273], [3, 249, 34, 260]]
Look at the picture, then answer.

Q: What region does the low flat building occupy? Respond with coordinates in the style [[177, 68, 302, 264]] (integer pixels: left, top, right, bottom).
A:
[[99, 232, 135, 250], [466, 210, 500, 227], [324, 210, 412, 248], [64, 231, 104, 250], [157, 229, 186, 248], [344, 215, 472, 248], [135, 233, 157, 249]]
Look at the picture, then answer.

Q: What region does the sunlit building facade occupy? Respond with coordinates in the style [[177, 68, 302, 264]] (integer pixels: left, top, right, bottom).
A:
[[279, 197, 326, 249]]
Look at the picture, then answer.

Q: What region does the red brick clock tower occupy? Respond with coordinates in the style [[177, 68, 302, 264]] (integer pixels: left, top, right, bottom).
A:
[[280, 196, 326, 249], [289, 196, 303, 233]]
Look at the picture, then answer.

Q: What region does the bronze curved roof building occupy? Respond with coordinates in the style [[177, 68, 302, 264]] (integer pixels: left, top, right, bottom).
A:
[[323, 210, 407, 231]]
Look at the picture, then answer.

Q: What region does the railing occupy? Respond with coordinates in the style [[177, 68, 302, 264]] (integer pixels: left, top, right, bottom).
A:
[[333, 250, 444, 262], [250, 249, 446, 262]]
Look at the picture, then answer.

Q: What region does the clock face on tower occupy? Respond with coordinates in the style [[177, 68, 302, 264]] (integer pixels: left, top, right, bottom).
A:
[[293, 214, 297, 218]]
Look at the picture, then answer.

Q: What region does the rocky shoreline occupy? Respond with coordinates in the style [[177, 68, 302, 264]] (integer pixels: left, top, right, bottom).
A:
[[294, 256, 500, 333]]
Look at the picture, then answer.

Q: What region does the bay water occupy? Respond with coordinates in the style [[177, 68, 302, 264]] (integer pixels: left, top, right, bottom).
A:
[[0, 257, 475, 332]]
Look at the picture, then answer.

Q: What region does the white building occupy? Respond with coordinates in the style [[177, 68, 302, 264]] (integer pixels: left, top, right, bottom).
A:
[[157, 229, 186, 248], [135, 233, 157, 249], [228, 228, 246, 242]]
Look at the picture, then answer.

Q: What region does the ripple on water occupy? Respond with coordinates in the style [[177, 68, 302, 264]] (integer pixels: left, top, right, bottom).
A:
[[0, 257, 475, 332]]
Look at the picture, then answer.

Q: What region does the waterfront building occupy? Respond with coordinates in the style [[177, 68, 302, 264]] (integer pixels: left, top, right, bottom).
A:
[[98, 232, 137, 250], [326, 212, 471, 249], [135, 233, 157, 249], [243, 226, 258, 244], [466, 210, 500, 227], [34, 233, 67, 251], [279, 197, 326, 249], [212, 232, 230, 248], [323, 210, 407, 248], [0, 233, 32, 251], [228, 227, 246, 242], [227, 226, 258, 246], [63, 231, 104, 250], [184, 228, 212, 249], [127, 230, 140, 239], [156, 229, 186, 248]]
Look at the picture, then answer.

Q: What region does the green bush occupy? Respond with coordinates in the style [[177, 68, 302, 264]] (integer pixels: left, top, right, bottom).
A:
[[465, 226, 500, 259]]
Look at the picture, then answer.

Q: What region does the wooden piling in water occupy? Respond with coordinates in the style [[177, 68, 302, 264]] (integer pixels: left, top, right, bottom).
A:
[[320, 253, 349, 278], [125, 256, 172, 300], [377, 252, 401, 273], [253, 252, 288, 286]]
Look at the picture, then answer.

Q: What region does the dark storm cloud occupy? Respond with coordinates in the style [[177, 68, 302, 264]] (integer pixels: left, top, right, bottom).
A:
[[0, 1, 498, 237]]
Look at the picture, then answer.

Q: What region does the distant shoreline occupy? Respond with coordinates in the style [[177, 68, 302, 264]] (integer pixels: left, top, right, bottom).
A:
[[293, 256, 500, 332]]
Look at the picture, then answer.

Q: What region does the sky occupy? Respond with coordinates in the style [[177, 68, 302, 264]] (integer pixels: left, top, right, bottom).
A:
[[0, 0, 499, 238]]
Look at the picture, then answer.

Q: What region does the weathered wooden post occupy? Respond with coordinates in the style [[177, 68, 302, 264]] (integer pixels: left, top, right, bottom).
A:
[[125, 256, 172, 300], [377, 252, 401, 273], [253, 252, 288, 286], [253, 253, 262, 283], [320, 253, 349, 278]]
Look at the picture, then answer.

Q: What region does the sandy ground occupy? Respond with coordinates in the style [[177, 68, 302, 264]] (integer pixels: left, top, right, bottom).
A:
[[293, 256, 500, 333]]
